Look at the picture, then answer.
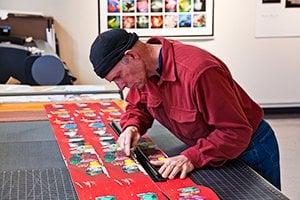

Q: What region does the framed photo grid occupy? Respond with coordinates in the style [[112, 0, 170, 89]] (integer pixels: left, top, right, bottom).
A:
[[98, 0, 214, 38]]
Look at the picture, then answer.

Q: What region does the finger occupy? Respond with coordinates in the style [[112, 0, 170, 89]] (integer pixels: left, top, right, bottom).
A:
[[158, 162, 169, 174], [180, 164, 188, 179], [161, 164, 174, 178], [124, 134, 131, 156], [117, 135, 125, 150], [168, 165, 181, 179]]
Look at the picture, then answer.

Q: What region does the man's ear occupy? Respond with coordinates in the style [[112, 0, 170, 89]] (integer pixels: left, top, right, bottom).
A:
[[124, 49, 140, 59]]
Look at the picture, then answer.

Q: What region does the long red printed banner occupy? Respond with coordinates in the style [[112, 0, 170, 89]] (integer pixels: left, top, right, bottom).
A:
[[44, 101, 219, 200]]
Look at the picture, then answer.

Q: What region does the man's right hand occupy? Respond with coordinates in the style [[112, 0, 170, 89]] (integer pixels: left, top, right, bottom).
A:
[[117, 126, 140, 156]]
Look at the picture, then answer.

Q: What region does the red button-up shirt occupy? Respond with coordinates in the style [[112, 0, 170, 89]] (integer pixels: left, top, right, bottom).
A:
[[120, 37, 263, 168]]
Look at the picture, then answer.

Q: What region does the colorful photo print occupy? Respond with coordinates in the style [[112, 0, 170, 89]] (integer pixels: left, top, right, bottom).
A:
[[123, 16, 136, 28], [151, 0, 163, 12], [122, 0, 135, 12], [83, 111, 96, 118], [54, 118, 74, 125], [165, 0, 177, 12], [86, 161, 104, 176], [177, 186, 208, 199], [57, 114, 72, 121], [75, 103, 88, 108], [77, 144, 96, 154], [61, 123, 77, 130], [104, 152, 117, 162], [89, 122, 105, 129], [108, 0, 120, 12], [286, 0, 300, 7], [107, 16, 120, 28], [137, 192, 158, 200], [179, 0, 192, 12], [50, 109, 68, 115], [95, 196, 116, 200], [193, 14, 206, 27], [137, 0, 149, 12], [164, 14, 178, 28], [151, 15, 163, 28], [82, 153, 99, 163], [122, 159, 139, 173], [109, 111, 122, 117], [70, 154, 82, 165], [262, 0, 281, 3], [148, 153, 166, 162], [194, 0, 206, 11], [136, 15, 149, 28], [52, 104, 64, 109], [179, 14, 191, 27]]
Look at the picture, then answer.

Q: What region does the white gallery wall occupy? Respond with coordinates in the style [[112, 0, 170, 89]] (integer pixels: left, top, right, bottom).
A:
[[1, 0, 300, 107]]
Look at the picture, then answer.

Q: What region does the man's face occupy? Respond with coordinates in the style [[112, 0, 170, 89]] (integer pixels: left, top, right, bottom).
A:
[[105, 55, 147, 90]]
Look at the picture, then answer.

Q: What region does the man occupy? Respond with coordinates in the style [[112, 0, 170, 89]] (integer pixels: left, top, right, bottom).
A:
[[89, 29, 281, 189]]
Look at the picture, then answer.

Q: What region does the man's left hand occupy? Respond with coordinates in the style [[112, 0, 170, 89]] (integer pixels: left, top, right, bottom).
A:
[[150, 155, 194, 179]]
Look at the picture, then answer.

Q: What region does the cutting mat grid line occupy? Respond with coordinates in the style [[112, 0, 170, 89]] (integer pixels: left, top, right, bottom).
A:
[[0, 168, 78, 200], [190, 161, 289, 200]]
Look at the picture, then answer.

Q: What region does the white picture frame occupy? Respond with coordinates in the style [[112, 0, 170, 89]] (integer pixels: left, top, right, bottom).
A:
[[98, 0, 214, 38]]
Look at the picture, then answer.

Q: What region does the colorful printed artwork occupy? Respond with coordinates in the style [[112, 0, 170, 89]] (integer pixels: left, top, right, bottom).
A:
[[151, 0, 163, 12], [137, 0, 149, 12], [164, 14, 178, 28], [107, 16, 120, 28], [179, 14, 192, 27], [45, 101, 219, 200], [178, 186, 209, 199], [123, 16, 136, 28], [151, 15, 164, 28], [193, 14, 206, 27], [96, 196, 116, 200], [137, 15, 149, 28], [99, 0, 214, 37], [179, 0, 192, 12], [165, 0, 177, 12], [137, 192, 158, 200], [123, 0, 135, 12], [108, 0, 120, 12], [194, 0, 205, 11]]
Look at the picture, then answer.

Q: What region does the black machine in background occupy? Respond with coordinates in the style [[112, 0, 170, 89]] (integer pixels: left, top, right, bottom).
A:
[[0, 13, 76, 85], [0, 39, 75, 85]]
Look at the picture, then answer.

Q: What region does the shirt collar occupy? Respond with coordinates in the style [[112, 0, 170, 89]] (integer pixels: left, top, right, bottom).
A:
[[147, 36, 177, 86]]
